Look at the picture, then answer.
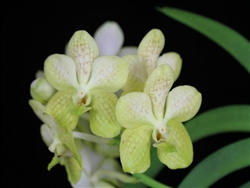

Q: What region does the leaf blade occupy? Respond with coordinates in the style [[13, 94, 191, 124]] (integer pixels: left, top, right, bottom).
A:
[[185, 105, 250, 142], [157, 7, 250, 74], [178, 138, 250, 187]]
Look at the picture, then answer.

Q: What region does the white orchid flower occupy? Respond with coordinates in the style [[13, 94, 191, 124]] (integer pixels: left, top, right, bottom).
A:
[[44, 30, 129, 138]]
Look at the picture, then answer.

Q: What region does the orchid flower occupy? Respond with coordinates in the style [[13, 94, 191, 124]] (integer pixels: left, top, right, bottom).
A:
[[116, 64, 202, 173], [44, 30, 129, 138], [121, 29, 182, 95], [29, 99, 82, 183]]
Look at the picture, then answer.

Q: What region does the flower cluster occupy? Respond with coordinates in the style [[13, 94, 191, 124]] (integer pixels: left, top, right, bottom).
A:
[[29, 21, 202, 187]]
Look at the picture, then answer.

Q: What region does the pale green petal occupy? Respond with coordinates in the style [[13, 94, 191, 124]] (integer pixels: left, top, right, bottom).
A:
[[144, 64, 174, 119], [120, 125, 153, 173], [44, 54, 79, 90], [40, 124, 53, 147], [67, 30, 99, 84], [164, 85, 202, 122], [157, 52, 182, 81], [118, 46, 138, 57], [64, 157, 83, 184], [87, 56, 129, 92], [43, 113, 82, 170], [122, 55, 147, 92], [137, 29, 165, 76], [45, 89, 81, 131], [28, 99, 46, 122], [156, 120, 193, 169], [89, 90, 121, 138], [116, 92, 155, 129], [30, 76, 57, 104], [94, 21, 124, 55]]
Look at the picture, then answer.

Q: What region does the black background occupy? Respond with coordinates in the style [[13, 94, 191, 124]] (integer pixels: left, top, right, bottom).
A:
[[1, 1, 250, 188]]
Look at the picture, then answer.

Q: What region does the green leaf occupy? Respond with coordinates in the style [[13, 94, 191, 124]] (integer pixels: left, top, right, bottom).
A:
[[157, 7, 250, 74], [185, 105, 250, 142], [178, 138, 250, 188], [239, 181, 250, 188]]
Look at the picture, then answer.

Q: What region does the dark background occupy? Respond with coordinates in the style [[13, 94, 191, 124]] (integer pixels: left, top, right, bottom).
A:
[[1, 1, 250, 188]]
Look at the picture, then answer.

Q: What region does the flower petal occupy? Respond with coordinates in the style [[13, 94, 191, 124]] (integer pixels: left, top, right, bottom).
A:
[[144, 64, 174, 119], [87, 56, 129, 92], [164, 85, 202, 122], [121, 55, 147, 92], [118, 46, 138, 57], [28, 99, 46, 122], [116, 92, 155, 129], [64, 157, 83, 184], [43, 113, 82, 171], [156, 120, 193, 169], [94, 21, 124, 55], [157, 52, 182, 81], [137, 29, 165, 76], [120, 125, 153, 173], [30, 76, 57, 104], [44, 54, 79, 90], [89, 90, 121, 138], [67, 30, 99, 84], [40, 124, 53, 147], [45, 89, 81, 131]]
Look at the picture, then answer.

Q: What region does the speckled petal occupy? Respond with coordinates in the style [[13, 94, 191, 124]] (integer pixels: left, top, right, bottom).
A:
[[144, 64, 174, 119], [120, 125, 153, 173], [156, 120, 193, 169], [87, 56, 129, 92], [116, 92, 155, 129], [44, 54, 79, 90], [157, 52, 182, 81], [164, 85, 202, 122], [67, 30, 99, 84], [89, 90, 121, 138], [137, 29, 165, 76]]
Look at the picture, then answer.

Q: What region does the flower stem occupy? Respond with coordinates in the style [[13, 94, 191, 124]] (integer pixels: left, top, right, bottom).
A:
[[72, 131, 110, 144], [133, 173, 172, 188]]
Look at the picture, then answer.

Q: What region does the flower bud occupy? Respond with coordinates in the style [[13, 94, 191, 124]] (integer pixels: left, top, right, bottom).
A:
[[30, 76, 56, 104]]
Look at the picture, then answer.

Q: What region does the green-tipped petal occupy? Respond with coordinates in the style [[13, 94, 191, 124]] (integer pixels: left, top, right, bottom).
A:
[[30, 76, 56, 104], [144, 65, 174, 119], [89, 90, 121, 138], [164, 85, 202, 122], [157, 120, 193, 169], [94, 21, 124, 56], [157, 52, 182, 81], [116, 92, 155, 129], [122, 55, 147, 92], [28, 99, 46, 122], [67, 30, 99, 84], [120, 125, 153, 173], [87, 56, 129, 92], [43, 113, 82, 170], [45, 89, 80, 131], [64, 156, 83, 184], [137, 29, 165, 76], [44, 54, 79, 90]]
